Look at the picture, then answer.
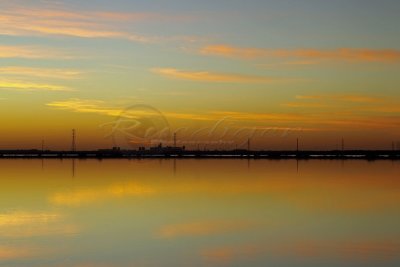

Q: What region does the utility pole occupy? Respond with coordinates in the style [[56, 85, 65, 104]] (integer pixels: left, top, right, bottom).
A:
[[247, 138, 250, 151], [41, 139, 44, 152], [72, 129, 76, 152], [296, 138, 299, 152], [341, 138, 344, 152]]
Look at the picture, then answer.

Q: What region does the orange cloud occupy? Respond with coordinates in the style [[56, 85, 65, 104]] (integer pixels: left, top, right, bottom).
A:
[[201, 44, 400, 62], [151, 68, 274, 83]]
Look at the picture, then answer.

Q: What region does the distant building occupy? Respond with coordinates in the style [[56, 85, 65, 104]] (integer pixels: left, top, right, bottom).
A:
[[98, 147, 121, 153], [149, 143, 185, 153]]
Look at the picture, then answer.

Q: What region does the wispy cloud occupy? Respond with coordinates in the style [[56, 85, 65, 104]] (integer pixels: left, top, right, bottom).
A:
[[0, 45, 73, 59], [0, 80, 71, 91], [0, 4, 191, 43], [46, 98, 302, 122], [283, 94, 385, 109], [47, 99, 124, 116], [295, 94, 384, 103], [151, 68, 275, 83], [47, 98, 400, 131], [0, 66, 82, 79], [209, 111, 305, 122], [282, 102, 331, 108], [201, 44, 400, 62]]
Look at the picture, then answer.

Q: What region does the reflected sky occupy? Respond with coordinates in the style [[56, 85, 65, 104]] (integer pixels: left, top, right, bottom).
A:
[[0, 159, 399, 266]]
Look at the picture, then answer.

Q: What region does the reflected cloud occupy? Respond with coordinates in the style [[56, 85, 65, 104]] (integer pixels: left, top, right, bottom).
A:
[[156, 220, 257, 238], [0, 245, 41, 260], [49, 182, 155, 206], [0, 211, 79, 238], [202, 240, 400, 264], [0, 211, 61, 226]]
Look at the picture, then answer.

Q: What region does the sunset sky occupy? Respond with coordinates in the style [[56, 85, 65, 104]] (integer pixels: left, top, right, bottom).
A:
[[1, 0, 399, 150]]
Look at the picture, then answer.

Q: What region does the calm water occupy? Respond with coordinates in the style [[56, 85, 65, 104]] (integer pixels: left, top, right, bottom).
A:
[[0, 159, 399, 267]]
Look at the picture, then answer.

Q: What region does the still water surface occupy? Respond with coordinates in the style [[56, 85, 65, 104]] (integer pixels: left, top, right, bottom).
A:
[[0, 159, 399, 267]]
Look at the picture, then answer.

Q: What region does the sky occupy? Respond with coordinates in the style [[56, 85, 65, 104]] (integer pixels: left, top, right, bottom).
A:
[[0, 0, 400, 150]]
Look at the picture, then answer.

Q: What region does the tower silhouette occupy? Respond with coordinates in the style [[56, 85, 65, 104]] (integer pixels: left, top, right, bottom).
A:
[[72, 129, 76, 152], [174, 132, 177, 147]]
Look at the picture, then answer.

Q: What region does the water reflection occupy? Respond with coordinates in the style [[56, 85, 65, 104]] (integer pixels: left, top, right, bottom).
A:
[[0, 159, 399, 266]]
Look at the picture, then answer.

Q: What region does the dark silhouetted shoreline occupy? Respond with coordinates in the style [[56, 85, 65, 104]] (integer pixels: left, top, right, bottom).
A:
[[0, 149, 399, 160]]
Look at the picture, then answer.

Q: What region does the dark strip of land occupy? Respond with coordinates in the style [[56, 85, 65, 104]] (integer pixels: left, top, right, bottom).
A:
[[0, 149, 399, 160]]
